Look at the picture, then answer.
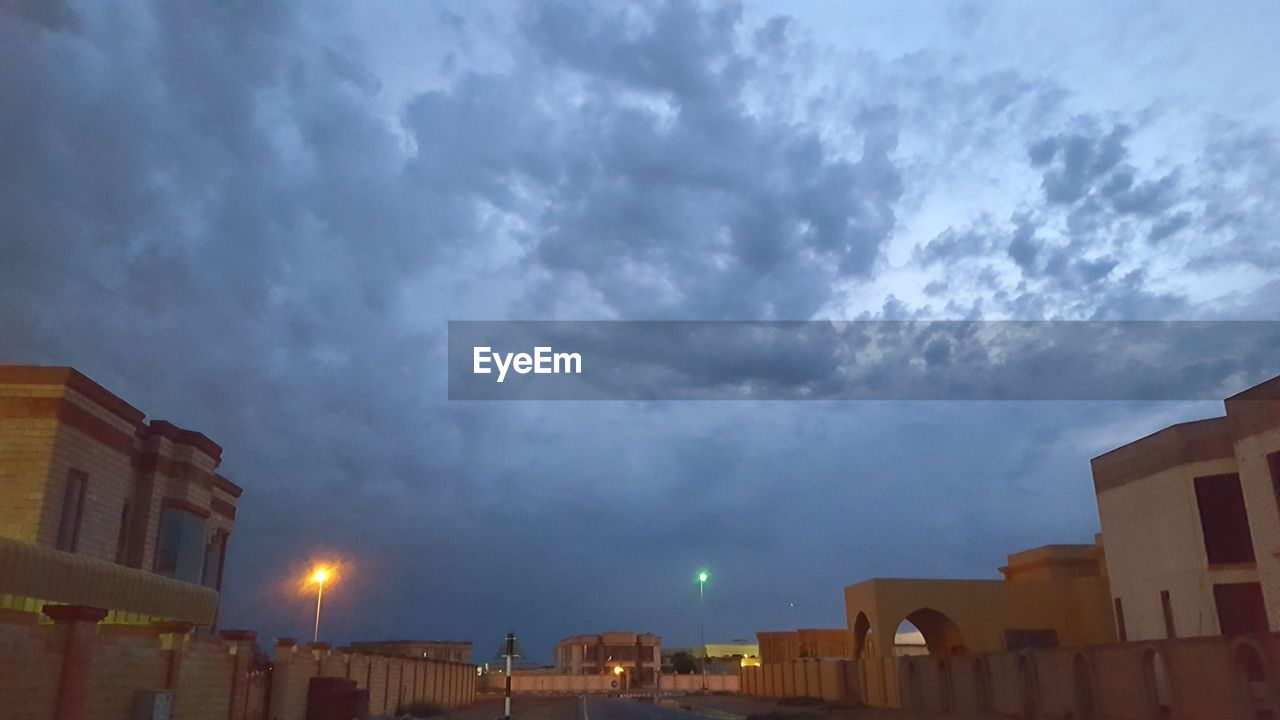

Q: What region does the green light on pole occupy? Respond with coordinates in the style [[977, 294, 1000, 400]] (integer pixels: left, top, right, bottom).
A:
[[697, 570, 709, 689]]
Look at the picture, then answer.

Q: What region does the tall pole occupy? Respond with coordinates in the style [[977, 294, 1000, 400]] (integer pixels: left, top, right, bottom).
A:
[[504, 632, 515, 720], [313, 577, 325, 642], [698, 574, 706, 690]]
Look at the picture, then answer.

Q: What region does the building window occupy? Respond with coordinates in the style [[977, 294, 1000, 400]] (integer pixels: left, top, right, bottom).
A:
[[55, 470, 88, 552], [1113, 598, 1127, 642], [1269, 450, 1280, 509], [1193, 473, 1256, 565], [1160, 590, 1177, 639], [114, 502, 131, 564], [202, 530, 228, 589], [154, 504, 208, 583], [1213, 582, 1269, 635]]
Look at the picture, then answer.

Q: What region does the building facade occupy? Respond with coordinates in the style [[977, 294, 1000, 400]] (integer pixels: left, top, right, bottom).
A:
[[843, 542, 1115, 660], [757, 628, 852, 664], [0, 365, 241, 627], [1093, 375, 1280, 641], [554, 632, 662, 685], [349, 639, 473, 663]]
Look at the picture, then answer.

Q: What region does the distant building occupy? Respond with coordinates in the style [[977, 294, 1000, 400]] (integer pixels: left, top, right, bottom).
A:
[[349, 640, 472, 663], [0, 365, 242, 627], [1093, 374, 1280, 640], [554, 632, 661, 685], [757, 628, 851, 664], [662, 641, 760, 674]]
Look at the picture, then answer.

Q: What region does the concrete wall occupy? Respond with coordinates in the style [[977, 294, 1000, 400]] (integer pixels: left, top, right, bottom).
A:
[[0, 608, 478, 720], [479, 672, 738, 694], [740, 634, 1279, 719]]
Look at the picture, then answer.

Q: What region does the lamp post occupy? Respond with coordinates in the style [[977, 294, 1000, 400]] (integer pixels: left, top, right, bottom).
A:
[[697, 570, 708, 690], [309, 567, 332, 642]]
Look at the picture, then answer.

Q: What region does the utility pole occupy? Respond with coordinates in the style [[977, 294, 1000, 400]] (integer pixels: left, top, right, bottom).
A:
[[698, 571, 708, 691], [503, 632, 516, 720]]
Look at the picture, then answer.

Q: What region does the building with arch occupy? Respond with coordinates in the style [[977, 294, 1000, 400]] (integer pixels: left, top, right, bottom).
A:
[[844, 542, 1116, 661]]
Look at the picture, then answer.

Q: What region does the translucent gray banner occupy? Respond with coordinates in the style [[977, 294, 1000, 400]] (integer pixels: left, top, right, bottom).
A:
[[446, 321, 1280, 400]]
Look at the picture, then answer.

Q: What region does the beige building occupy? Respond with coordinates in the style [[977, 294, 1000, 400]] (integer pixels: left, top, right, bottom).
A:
[[349, 639, 472, 663], [554, 632, 662, 685], [844, 542, 1116, 660], [0, 365, 241, 627], [1093, 374, 1280, 641], [757, 628, 852, 664]]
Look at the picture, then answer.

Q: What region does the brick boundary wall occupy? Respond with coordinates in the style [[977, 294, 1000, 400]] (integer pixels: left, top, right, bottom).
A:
[[738, 633, 1280, 719], [0, 605, 478, 720]]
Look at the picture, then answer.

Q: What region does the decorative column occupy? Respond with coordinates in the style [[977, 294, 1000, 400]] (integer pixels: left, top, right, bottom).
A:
[[43, 604, 108, 720]]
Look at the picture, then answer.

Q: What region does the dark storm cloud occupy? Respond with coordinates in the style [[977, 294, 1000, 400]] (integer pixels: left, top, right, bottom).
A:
[[1, 0, 1278, 661]]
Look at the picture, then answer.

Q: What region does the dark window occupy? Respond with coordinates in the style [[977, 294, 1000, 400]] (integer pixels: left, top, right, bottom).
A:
[[154, 505, 208, 583], [1194, 473, 1256, 565], [114, 502, 131, 564], [1213, 582, 1269, 635], [1114, 597, 1127, 642], [202, 530, 228, 589], [1161, 590, 1177, 639], [55, 470, 87, 552], [1270, 450, 1280, 508], [1004, 629, 1059, 650]]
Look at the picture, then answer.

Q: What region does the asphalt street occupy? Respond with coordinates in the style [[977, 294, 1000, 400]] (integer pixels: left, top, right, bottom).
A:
[[438, 695, 726, 720]]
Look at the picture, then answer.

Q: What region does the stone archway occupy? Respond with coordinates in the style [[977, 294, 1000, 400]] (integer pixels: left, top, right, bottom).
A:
[[853, 612, 871, 659], [899, 608, 967, 657]]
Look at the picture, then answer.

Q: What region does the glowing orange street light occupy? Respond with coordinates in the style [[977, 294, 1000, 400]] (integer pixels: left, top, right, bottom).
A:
[[308, 565, 335, 642], [613, 665, 624, 676]]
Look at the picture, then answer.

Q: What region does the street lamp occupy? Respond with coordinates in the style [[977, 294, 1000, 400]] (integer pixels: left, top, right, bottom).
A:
[[308, 566, 334, 642], [697, 570, 709, 690]]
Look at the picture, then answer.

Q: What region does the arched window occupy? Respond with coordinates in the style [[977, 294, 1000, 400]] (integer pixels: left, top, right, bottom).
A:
[[1019, 654, 1039, 720], [1141, 649, 1174, 719], [974, 658, 993, 711], [1234, 641, 1276, 719], [937, 659, 952, 712], [1073, 653, 1095, 720]]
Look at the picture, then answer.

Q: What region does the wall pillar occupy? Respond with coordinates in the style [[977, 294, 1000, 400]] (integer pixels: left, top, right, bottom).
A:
[[220, 629, 258, 720], [268, 639, 298, 720], [153, 621, 195, 689], [43, 604, 108, 720]]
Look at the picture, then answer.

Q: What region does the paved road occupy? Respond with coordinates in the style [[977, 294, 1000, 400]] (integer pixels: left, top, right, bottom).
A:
[[435, 693, 1004, 720], [438, 695, 724, 720], [585, 697, 717, 720]]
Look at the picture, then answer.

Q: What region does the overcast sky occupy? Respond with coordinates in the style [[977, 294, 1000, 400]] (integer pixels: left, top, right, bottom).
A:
[[2, 1, 1278, 662]]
